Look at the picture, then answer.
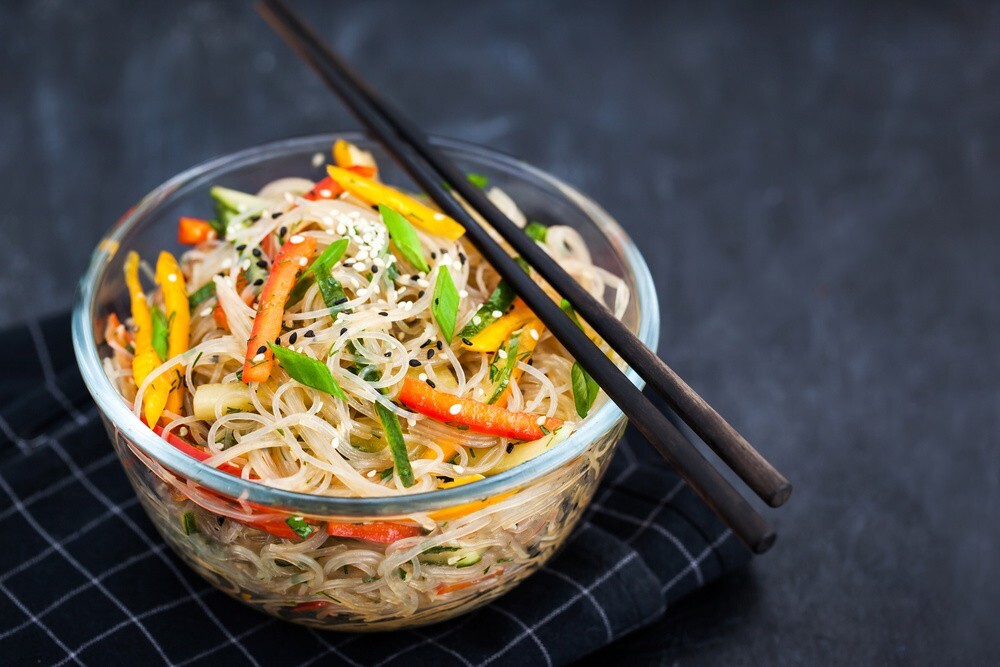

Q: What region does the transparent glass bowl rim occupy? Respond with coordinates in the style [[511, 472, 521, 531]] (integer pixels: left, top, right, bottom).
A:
[[71, 133, 660, 517]]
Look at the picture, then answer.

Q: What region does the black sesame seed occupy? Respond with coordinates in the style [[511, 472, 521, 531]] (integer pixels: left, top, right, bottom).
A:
[[408, 359, 421, 367], [461, 337, 473, 346], [410, 274, 420, 282], [426, 379, 436, 388], [304, 330, 316, 338], [436, 340, 443, 351], [506, 443, 515, 454], [252, 248, 262, 257], [459, 253, 467, 265], [333, 297, 349, 306], [253, 278, 264, 286], [339, 328, 347, 335], [271, 211, 283, 219], [420, 339, 432, 348], [378, 311, 389, 317], [371, 266, 379, 273], [256, 345, 267, 355], [217, 516, 225, 526], [384, 351, 392, 358], [278, 226, 287, 236], [427, 349, 435, 359], [256, 259, 268, 269], [417, 290, 425, 298], [434, 298, 440, 305], [235, 244, 247, 252], [430, 252, 437, 259], [289, 332, 298, 344]]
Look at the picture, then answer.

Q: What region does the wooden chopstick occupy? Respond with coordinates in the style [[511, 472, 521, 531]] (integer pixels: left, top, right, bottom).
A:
[[258, 0, 778, 553]]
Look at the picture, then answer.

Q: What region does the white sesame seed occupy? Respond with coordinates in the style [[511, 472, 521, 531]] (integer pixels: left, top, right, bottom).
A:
[[529, 328, 539, 341], [319, 189, 332, 198], [453, 261, 462, 271], [454, 465, 465, 474], [353, 263, 366, 272], [458, 290, 468, 298], [311, 152, 325, 167], [221, 258, 233, 269], [491, 310, 503, 319], [497, 349, 508, 360], [289, 234, 305, 244], [298, 257, 308, 266], [252, 353, 265, 363], [536, 416, 545, 425], [179, 426, 189, 436], [366, 469, 376, 478], [472, 315, 482, 325], [199, 307, 213, 317], [357, 288, 368, 296], [241, 259, 251, 272], [167, 273, 178, 283], [433, 213, 445, 220], [449, 403, 462, 415], [418, 373, 428, 381], [356, 250, 369, 261], [417, 279, 429, 288], [407, 418, 416, 428]]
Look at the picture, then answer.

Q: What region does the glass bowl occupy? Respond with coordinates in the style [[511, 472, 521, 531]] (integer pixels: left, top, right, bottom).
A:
[[72, 134, 659, 631]]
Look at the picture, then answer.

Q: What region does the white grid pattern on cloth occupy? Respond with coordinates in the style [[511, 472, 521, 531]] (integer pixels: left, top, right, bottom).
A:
[[537, 564, 614, 643], [0, 579, 83, 666], [0, 450, 117, 523], [297, 630, 364, 667], [660, 529, 733, 595], [0, 413, 29, 453], [44, 438, 262, 667], [622, 479, 686, 544], [0, 470, 173, 665], [27, 319, 89, 426], [366, 608, 478, 667], [50, 587, 216, 667], [589, 502, 705, 587], [174, 619, 278, 667], [477, 551, 640, 667]]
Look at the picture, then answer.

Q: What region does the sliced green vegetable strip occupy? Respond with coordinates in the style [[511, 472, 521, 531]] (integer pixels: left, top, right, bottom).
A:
[[525, 221, 548, 242], [560, 299, 600, 417], [432, 266, 459, 344], [466, 173, 489, 189], [188, 281, 217, 310], [288, 239, 350, 309], [457, 281, 516, 339], [375, 401, 414, 487], [151, 306, 169, 360], [268, 343, 347, 400], [379, 204, 429, 272], [285, 516, 316, 538], [181, 511, 197, 536], [487, 332, 522, 404]]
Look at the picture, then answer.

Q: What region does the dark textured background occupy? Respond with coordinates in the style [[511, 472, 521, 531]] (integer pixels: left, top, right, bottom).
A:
[[2, 0, 999, 664]]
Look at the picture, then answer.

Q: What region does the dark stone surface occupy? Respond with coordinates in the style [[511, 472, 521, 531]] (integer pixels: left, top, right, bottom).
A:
[[3, 0, 998, 664]]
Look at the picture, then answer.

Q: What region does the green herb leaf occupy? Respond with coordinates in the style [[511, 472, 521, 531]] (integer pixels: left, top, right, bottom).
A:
[[375, 401, 414, 487], [288, 239, 350, 308], [466, 172, 489, 189], [315, 274, 348, 311], [188, 281, 217, 310], [268, 343, 347, 400], [181, 511, 197, 536], [362, 576, 379, 583], [559, 298, 584, 329], [378, 467, 394, 480], [379, 204, 429, 272], [151, 306, 169, 360], [432, 267, 459, 344], [571, 362, 600, 418], [397, 567, 408, 580], [422, 546, 460, 555], [487, 332, 522, 403], [524, 221, 548, 242], [285, 515, 316, 539]]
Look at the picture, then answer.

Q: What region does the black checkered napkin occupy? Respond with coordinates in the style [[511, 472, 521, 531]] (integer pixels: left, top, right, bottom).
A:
[[0, 313, 749, 666]]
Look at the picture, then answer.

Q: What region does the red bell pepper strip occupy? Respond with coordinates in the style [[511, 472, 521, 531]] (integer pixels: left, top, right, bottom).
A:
[[177, 217, 217, 245], [398, 377, 562, 441], [242, 235, 317, 383], [152, 424, 244, 476], [324, 521, 422, 543], [303, 176, 345, 201]]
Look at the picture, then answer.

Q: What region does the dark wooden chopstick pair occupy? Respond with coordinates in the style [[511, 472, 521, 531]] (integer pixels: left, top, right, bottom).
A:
[[258, 0, 789, 553]]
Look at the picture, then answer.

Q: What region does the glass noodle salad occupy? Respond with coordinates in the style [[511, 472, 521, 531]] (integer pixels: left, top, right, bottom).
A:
[[102, 139, 631, 625]]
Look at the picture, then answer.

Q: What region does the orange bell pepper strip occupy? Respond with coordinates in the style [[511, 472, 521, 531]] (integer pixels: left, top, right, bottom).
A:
[[492, 318, 544, 408], [325, 521, 422, 543], [427, 489, 517, 522], [177, 217, 217, 245], [156, 252, 190, 416], [434, 569, 504, 596], [124, 252, 171, 426], [242, 235, 318, 383], [398, 377, 562, 441], [326, 165, 465, 239]]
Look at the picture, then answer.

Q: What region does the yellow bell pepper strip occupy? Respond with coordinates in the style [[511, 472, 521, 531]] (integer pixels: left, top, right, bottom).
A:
[[326, 165, 465, 240], [398, 377, 562, 441], [156, 252, 190, 416], [463, 300, 535, 352], [427, 489, 517, 522], [242, 235, 318, 384], [420, 438, 461, 462], [438, 474, 485, 489], [124, 252, 170, 425]]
